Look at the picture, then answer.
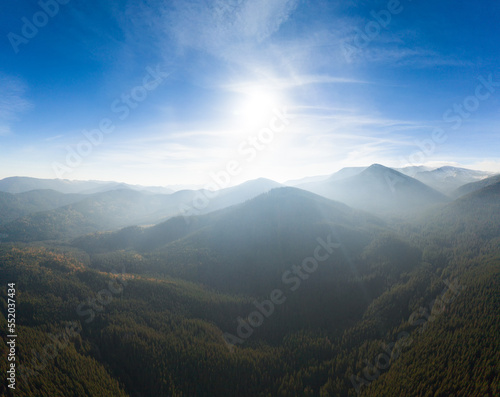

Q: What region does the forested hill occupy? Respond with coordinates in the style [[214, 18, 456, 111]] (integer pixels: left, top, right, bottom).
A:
[[0, 184, 498, 396], [73, 187, 391, 295], [0, 190, 85, 225], [0, 179, 282, 243]]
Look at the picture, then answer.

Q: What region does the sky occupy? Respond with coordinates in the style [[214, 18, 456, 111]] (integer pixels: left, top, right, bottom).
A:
[[1, 0, 499, 187]]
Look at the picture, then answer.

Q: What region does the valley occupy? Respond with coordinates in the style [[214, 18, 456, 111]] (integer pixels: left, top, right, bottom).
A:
[[0, 166, 498, 396]]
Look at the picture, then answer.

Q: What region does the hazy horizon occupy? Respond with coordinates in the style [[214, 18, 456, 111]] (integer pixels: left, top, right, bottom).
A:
[[0, 160, 497, 189]]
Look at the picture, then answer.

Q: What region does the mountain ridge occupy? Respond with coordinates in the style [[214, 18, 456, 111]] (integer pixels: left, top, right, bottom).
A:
[[298, 164, 449, 215]]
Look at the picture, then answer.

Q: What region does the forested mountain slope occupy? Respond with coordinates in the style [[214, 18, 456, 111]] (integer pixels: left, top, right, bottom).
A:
[[0, 184, 498, 396], [0, 190, 85, 225]]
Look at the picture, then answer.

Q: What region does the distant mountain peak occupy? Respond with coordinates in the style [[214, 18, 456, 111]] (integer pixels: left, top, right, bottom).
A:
[[239, 177, 281, 186], [360, 164, 407, 178], [367, 163, 386, 169], [294, 164, 448, 215]]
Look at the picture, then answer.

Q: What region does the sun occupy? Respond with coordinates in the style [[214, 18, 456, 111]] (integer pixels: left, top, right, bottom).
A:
[[233, 88, 281, 126]]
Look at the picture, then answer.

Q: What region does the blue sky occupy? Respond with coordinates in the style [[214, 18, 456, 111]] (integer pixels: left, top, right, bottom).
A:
[[1, 0, 499, 186]]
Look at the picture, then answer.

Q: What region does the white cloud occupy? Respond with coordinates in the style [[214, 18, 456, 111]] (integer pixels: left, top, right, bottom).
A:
[[463, 160, 500, 174], [0, 74, 31, 136], [0, 125, 11, 137], [44, 134, 65, 142], [223, 74, 369, 94], [165, 0, 299, 60]]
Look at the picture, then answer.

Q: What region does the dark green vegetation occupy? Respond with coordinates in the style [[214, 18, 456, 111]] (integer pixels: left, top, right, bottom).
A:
[[0, 189, 183, 242], [0, 179, 499, 396], [0, 190, 85, 225]]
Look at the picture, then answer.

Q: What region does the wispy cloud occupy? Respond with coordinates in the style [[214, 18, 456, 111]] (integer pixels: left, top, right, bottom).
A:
[[44, 134, 65, 142], [465, 160, 500, 173], [223, 74, 369, 93], [0, 74, 31, 136], [165, 0, 299, 60], [0, 125, 10, 137], [355, 46, 475, 67]]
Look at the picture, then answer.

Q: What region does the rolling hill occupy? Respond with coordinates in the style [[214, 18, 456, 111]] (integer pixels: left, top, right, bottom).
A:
[[0, 182, 498, 396], [73, 187, 420, 298], [0, 189, 85, 225], [0, 176, 174, 195], [452, 173, 500, 198], [422, 180, 500, 244], [0, 179, 283, 242]]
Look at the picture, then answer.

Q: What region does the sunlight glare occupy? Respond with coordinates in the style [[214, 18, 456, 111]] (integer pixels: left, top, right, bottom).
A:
[[233, 88, 281, 126]]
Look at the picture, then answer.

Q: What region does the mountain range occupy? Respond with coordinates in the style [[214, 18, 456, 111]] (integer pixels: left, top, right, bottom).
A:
[[1, 172, 499, 396], [0, 178, 281, 241], [297, 164, 449, 215], [0, 176, 175, 195], [0, 164, 499, 396], [408, 166, 494, 194], [0, 165, 497, 242]]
